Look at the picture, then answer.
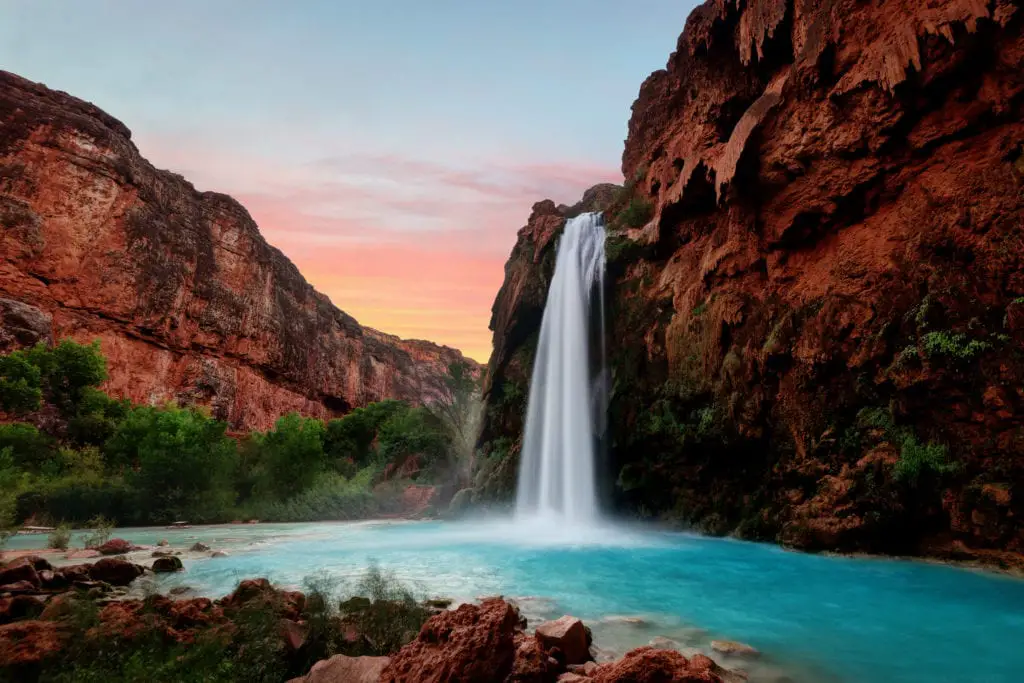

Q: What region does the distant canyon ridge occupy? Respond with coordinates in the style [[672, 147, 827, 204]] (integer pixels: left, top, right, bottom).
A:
[[0, 70, 476, 430]]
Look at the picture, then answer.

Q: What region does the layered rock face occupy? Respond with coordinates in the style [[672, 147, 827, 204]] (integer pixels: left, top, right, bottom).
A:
[[482, 0, 1024, 562], [0, 71, 474, 430]]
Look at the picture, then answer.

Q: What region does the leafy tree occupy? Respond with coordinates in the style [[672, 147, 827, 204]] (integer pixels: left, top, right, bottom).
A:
[[110, 405, 238, 522], [421, 361, 480, 445], [324, 400, 406, 467], [421, 361, 482, 483], [25, 339, 108, 412], [257, 412, 327, 500], [376, 406, 448, 473], [67, 388, 131, 447], [0, 422, 55, 472], [0, 351, 42, 414]]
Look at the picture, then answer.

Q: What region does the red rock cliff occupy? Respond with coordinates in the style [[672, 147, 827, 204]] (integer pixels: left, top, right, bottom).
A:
[[481, 0, 1024, 564], [0, 71, 476, 431]]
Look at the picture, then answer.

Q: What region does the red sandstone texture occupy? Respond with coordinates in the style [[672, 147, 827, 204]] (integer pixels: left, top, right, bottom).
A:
[[382, 598, 723, 683], [480, 0, 1024, 562], [0, 70, 477, 430]]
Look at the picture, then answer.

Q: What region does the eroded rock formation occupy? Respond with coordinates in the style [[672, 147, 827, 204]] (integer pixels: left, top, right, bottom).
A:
[[481, 0, 1024, 563], [0, 71, 475, 430]]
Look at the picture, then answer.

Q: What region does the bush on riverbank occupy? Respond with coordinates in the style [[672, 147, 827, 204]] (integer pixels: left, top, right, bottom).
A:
[[0, 339, 479, 528], [4, 566, 432, 683]]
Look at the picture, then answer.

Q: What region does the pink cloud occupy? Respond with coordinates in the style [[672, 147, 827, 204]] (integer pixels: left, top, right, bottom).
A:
[[134, 133, 621, 360]]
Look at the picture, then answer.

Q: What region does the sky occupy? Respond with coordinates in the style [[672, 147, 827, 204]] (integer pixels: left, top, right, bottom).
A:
[[0, 0, 697, 362]]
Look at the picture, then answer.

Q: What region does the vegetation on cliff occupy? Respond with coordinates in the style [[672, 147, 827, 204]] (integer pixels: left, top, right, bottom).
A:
[[477, 0, 1024, 565], [0, 340, 480, 531]]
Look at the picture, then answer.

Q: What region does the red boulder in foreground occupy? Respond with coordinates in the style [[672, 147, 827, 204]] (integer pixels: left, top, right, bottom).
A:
[[593, 647, 723, 683], [381, 598, 524, 683]]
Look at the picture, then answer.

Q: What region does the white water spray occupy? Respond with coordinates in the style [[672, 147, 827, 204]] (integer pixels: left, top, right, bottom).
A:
[[515, 212, 607, 525]]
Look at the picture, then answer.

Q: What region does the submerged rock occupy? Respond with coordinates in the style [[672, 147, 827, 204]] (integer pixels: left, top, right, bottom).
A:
[[152, 556, 184, 573], [710, 641, 759, 659], [190, 542, 211, 552]]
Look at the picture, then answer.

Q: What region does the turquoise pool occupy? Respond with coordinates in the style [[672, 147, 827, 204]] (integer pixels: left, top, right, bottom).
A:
[[9, 519, 1023, 682]]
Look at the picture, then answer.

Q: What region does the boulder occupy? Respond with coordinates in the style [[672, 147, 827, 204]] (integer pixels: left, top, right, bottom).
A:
[[536, 615, 591, 665], [39, 595, 75, 621], [190, 542, 211, 552], [157, 539, 169, 546], [592, 647, 723, 683], [0, 558, 43, 588], [152, 556, 184, 573], [289, 654, 390, 683], [280, 618, 307, 652], [88, 558, 143, 586], [709, 640, 759, 659], [6, 556, 52, 572], [97, 539, 132, 556], [568, 662, 600, 676], [211, 550, 229, 558], [0, 595, 47, 623], [0, 581, 38, 594], [381, 598, 523, 683], [509, 633, 563, 681], [0, 619, 63, 669], [0, 299, 52, 352]]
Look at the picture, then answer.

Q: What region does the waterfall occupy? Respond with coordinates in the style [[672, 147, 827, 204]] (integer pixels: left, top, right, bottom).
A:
[[515, 212, 606, 525]]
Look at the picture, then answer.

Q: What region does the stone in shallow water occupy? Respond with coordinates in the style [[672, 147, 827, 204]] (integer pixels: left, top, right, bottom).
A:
[[211, 550, 229, 558], [152, 557, 184, 573], [710, 640, 760, 659], [600, 615, 649, 627]]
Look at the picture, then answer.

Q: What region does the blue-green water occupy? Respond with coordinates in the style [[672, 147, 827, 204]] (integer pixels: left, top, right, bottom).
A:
[[10, 519, 1023, 682]]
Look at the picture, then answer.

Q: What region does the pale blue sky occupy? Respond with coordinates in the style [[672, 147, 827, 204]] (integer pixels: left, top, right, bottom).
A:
[[0, 0, 699, 358]]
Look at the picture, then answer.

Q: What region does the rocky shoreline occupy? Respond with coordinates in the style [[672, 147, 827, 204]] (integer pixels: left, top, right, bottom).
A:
[[0, 544, 765, 682]]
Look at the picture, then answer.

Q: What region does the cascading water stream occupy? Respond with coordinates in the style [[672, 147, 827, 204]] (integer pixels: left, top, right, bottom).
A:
[[515, 212, 606, 525]]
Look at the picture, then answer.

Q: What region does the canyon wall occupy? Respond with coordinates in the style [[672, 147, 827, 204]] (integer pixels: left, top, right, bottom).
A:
[[0, 71, 475, 431], [480, 0, 1024, 565]]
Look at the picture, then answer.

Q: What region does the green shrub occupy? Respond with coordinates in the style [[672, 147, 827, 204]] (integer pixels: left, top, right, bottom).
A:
[[618, 197, 654, 228], [920, 331, 990, 361], [324, 400, 406, 466], [83, 515, 116, 549], [376, 406, 448, 474], [39, 475, 132, 525], [67, 388, 131, 447], [0, 422, 55, 472], [341, 564, 430, 656], [0, 351, 42, 414], [255, 412, 327, 500], [48, 522, 72, 550], [243, 470, 378, 523], [856, 407, 894, 432], [894, 435, 958, 486]]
